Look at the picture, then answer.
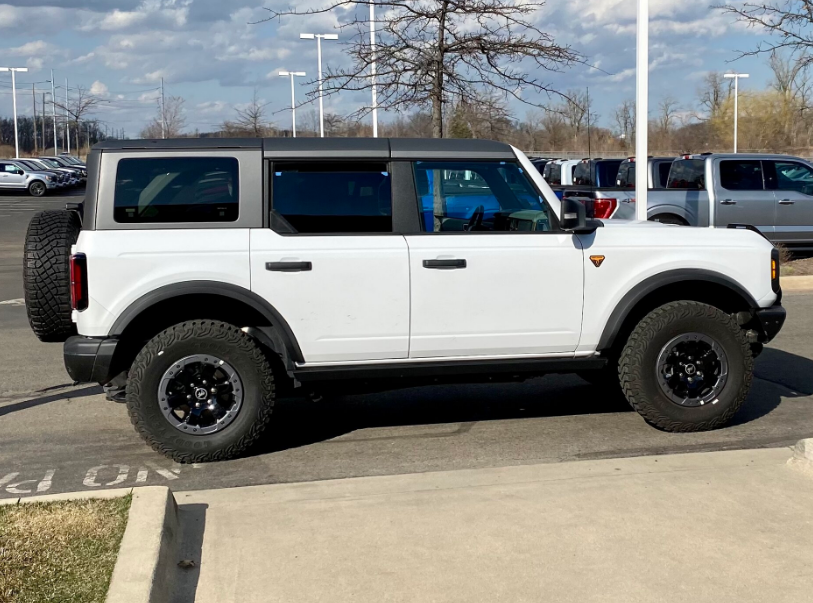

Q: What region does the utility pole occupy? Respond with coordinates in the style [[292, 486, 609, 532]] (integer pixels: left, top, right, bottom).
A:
[[370, 1, 378, 137], [50, 71, 57, 156], [41, 92, 46, 152], [160, 77, 166, 139], [634, 0, 648, 222], [0, 67, 29, 159], [32, 83, 38, 155], [724, 72, 750, 153], [299, 33, 338, 137], [65, 78, 70, 154], [279, 71, 307, 137]]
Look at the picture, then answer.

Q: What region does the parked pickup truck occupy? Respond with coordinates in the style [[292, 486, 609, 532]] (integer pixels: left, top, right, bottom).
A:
[[557, 158, 627, 219], [615, 156, 676, 191], [614, 153, 813, 248]]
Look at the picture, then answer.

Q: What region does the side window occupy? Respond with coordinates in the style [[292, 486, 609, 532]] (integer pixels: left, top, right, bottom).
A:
[[272, 162, 392, 234], [548, 163, 562, 186], [657, 162, 672, 189], [616, 164, 629, 187], [773, 161, 813, 196], [596, 160, 622, 187], [3, 163, 20, 173], [667, 160, 705, 190], [720, 160, 764, 191], [573, 161, 591, 185], [114, 157, 239, 223], [413, 160, 551, 233]]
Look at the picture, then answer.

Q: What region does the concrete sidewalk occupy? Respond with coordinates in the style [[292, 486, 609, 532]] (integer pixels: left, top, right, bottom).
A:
[[173, 448, 813, 603]]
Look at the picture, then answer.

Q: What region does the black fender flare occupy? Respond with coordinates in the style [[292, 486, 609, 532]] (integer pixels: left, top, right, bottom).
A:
[[109, 281, 304, 364], [597, 269, 758, 351]]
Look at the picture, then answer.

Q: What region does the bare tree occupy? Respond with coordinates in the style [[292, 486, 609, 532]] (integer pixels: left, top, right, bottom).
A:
[[716, 1, 813, 68], [230, 89, 273, 137], [258, 0, 582, 138], [55, 86, 100, 152], [141, 96, 186, 138], [613, 100, 635, 148], [657, 96, 679, 132], [698, 72, 732, 119]]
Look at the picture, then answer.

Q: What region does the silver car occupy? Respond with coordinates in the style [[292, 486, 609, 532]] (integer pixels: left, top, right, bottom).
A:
[[0, 160, 58, 196]]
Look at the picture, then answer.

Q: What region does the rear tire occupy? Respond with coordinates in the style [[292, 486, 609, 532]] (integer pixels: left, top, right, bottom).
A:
[[23, 210, 81, 342], [619, 301, 753, 432], [28, 181, 47, 197], [126, 321, 275, 463]]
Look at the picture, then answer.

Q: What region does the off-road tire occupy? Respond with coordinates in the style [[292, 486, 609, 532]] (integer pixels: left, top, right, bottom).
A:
[[23, 210, 81, 342], [126, 321, 276, 463], [619, 301, 753, 431], [28, 180, 47, 197]]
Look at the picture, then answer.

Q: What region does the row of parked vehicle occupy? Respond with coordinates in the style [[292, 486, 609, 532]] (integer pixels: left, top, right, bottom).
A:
[[0, 154, 87, 196], [531, 153, 813, 250]]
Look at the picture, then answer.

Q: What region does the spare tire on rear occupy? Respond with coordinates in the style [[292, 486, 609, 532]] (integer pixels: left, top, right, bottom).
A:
[[24, 210, 82, 342]]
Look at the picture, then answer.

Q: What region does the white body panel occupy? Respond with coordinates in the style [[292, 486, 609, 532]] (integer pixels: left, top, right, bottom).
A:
[[250, 230, 410, 363], [73, 229, 251, 336], [406, 234, 584, 358], [576, 221, 778, 353]]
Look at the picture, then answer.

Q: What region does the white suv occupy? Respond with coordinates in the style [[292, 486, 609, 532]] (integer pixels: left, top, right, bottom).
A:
[[23, 138, 786, 462]]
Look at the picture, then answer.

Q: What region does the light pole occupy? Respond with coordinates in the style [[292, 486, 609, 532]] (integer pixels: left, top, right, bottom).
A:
[[49, 71, 57, 155], [0, 67, 29, 158], [279, 71, 307, 137], [300, 33, 338, 138], [65, 78, 70, 154], [634, 0, 648, 222], [370, 1, 378, 137], [724, 72, 750, 153]]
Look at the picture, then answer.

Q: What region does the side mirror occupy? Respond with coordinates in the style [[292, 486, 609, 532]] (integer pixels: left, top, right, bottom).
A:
[[560, 197, 603, 234]]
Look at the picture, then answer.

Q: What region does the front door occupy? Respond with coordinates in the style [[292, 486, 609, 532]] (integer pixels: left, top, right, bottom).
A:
[[405, 159, 584, 359], [0, 163, 25, 189], [714, 159, 776, 235], [251, 161, 410, 364], [767, 159, 813, 246]]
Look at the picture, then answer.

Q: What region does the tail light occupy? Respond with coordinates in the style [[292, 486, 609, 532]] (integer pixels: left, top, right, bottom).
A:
[[592, 198, 618, 219], [70, 253, 88, 311]]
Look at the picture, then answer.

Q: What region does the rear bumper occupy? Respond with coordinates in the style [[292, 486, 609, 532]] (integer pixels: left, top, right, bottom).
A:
[[64, 336, 119, 384], [754, 303, 786, 343]]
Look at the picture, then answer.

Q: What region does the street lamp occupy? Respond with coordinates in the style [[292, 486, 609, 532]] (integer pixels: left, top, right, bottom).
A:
[[634, 0, 648, 221], [370, 1, 378, 138], [0, 67, 29, 158], [279, 71, 307, 137], [724, 72, 750, 153], [299, 33, 338, 138]]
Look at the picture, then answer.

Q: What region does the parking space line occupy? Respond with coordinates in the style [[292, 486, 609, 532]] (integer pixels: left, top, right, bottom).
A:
[[0, 299, 24, 306]]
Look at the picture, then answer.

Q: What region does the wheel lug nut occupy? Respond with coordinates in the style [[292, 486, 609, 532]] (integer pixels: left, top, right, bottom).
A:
[[202, 380, 207, 385], [210, 387, 217, 393], [187, 394, 192, 400]]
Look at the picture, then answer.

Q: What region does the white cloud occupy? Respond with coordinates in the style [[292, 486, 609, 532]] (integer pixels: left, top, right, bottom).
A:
[[90, 81, 110, 97]]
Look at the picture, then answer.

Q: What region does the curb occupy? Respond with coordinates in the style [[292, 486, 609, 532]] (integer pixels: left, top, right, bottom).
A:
[[0, 487, 134, 507], [106, 486, 179, 603], [788, 438, 813, 476], [782, 275, 813, 292]]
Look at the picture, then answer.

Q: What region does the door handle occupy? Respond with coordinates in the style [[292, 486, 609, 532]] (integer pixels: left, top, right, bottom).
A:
[[423, 259, 467, 270], [778, 199, 796, 205], [720, 199, 737, 205], [266, 261, 312, 272]]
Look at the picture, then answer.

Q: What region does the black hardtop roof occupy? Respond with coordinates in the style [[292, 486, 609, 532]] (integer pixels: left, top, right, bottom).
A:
[[92, 137, 516, 160]]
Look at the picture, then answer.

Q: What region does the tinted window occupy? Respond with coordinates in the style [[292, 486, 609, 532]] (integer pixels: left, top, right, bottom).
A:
[[548, 162, 562, 186], [596, 160, 622, 187], [1, 163, 20, 173], [573, 161, 591, 185], [272, 162, 392, 234], [617, 163, 635, 188], [414, 161, 550, 233], [773, 161, 813, 196], [114, 157, 239, 223], [667, 160, 706, 189], [720, 160, 764, 191], [657, 161, 673, 189]]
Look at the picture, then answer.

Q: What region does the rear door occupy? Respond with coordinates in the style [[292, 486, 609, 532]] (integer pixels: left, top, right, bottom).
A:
[[715, 159, 776, 234], [406, 159, 583, 359], [766, 159, 813, 246], [251, 161, 410, 364]]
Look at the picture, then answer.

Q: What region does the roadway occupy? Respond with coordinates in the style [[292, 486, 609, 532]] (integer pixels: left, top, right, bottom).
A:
[[1, 189, 811, 498]]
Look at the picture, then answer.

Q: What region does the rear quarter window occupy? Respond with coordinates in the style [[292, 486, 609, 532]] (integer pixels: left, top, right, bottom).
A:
[[113, 157, 239, 223]]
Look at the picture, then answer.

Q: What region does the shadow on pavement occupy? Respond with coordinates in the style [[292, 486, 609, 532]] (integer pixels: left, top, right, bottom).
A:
[[0, 385, 103, 417], [172, 503, 208, 603], [253, 375, 631, 456]]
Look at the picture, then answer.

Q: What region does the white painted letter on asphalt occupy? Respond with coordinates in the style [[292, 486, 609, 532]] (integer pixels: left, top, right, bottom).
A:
[[83, 464, 130, 487]]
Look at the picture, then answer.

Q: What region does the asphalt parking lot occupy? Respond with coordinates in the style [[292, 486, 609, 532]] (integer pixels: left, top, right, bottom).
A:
[[1, 189, 812, 498]]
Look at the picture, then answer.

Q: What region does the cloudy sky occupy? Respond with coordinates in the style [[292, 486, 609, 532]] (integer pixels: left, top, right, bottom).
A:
[[0, 0, 773, 136]]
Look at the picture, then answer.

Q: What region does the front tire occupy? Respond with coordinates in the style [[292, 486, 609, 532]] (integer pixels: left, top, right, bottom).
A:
[[126, 321, 275, 463], [28, 181, 47, 197], [619, 301, 753, 432]]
